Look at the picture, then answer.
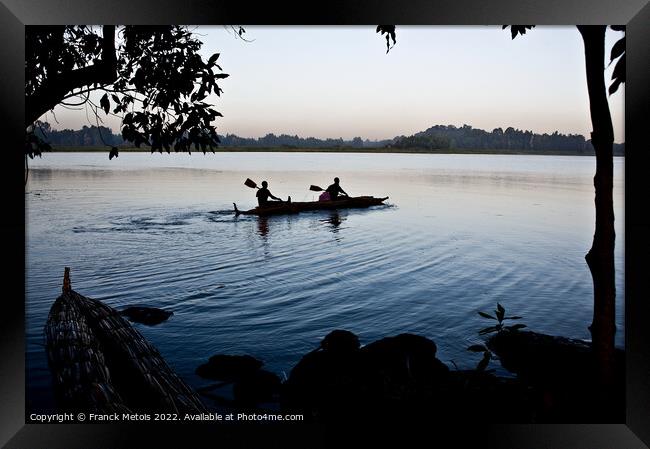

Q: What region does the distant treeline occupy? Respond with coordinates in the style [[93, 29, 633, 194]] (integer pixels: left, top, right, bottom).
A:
[[392, 134, 451, 150], [220, 134, 368, 149], [406, 124, 624, 155], [34, 122, 124, 147], [34, 121, 624, 155]]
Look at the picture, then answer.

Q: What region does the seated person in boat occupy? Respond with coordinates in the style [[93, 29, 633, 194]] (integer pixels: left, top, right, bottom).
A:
[[325, 177, 349, 200], [257, 181, 283, 207]]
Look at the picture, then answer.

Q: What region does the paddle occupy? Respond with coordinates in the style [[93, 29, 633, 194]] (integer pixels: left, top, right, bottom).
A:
[[245, 178, 259, 189], [244, 178, 288, 203], [310, 184, 350, 198]]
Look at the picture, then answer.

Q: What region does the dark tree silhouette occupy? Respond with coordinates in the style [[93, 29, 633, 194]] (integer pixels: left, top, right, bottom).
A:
[[576, 25, 619, 388], [379, 26, 625, 390], [510, 25, 624, 392], [25, 26, 229, 161]]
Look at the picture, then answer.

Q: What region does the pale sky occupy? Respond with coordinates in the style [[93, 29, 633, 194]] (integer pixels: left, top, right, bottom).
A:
[[45, 26, 625, 143]]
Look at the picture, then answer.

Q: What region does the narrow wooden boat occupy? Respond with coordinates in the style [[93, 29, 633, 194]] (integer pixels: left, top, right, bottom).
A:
[[233, 196, 389, 216]]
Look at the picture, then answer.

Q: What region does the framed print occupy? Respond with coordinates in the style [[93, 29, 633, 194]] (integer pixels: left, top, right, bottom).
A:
[[2, 0, 649, 447]]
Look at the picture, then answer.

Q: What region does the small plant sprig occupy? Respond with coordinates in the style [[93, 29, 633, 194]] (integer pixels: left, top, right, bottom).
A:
[[466, 303, 526, 373], [467, 344, 495, 373], [477, 302, 526, 336]]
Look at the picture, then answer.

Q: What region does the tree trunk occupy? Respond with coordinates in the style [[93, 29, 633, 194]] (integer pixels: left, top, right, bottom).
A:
[[577, 25, 616, 389]]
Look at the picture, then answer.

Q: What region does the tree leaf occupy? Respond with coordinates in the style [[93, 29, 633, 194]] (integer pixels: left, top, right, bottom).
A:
[[504, 316, 522, 320], [496, 303, 505, 322], [476, 353, 491, 371], [100, 93, 110, 114], [478, 326, 500, 335], [610, 36, 625, 62], [506, 324, 527, 331], [376, 25, 397, 53], [613, 53, 626, 78], [504, 25, 535, 40], [609, 49, 625, 96], [108, 147, 119, 160], [609, 78, 622, 95], [478, 311, 496, 320]]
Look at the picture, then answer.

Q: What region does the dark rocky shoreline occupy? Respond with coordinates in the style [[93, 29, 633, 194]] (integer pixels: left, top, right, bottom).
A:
[[45, 272, 624, 423], [195, 329, 625, 423]]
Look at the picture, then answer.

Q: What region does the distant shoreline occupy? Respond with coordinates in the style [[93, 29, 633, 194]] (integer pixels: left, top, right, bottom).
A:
[[46, 146, 623, 157]]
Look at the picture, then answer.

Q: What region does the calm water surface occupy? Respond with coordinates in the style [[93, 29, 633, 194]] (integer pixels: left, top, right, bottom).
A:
[[26, 152, 625, 411]]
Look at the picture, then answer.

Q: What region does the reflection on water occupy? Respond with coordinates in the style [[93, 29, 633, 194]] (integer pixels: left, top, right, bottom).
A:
[[254, 210, 347, 242], [26, 152, 624, 412], [257, 216, 270, 237], [322, 211, 345, 231], [256, 217, 271, 259]]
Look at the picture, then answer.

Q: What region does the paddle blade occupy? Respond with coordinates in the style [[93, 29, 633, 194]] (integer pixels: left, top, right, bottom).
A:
[[244, 178, 257, 189], [309, 185, 324, 192]]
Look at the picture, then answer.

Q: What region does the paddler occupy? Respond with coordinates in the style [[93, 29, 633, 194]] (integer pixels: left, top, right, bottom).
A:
[[256, 181, 283, 207], [325, 177, 349, 200]]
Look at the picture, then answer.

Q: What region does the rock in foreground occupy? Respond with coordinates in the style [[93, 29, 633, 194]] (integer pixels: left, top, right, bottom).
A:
[[196, 354, 264, 381], [119, 306, 173, 325], [196, 354, 281, 406], [487, 329, 625, 422], [283, 331, 451, 421]]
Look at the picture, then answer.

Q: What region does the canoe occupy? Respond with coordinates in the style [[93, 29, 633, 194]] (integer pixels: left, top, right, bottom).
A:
[[233, 196, 389, 216]]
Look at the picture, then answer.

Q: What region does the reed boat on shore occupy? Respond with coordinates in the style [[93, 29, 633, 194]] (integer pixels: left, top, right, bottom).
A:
[[44, 268, 206, 413], [233, 196, 389, 216]]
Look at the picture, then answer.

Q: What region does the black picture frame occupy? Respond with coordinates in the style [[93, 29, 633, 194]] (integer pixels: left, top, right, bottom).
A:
[[2, 0, 649, 447]]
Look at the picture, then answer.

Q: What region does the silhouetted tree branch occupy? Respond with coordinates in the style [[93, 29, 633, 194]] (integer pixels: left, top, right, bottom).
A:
[[25, 25, 229, 162], [26, 26, 117, 127]]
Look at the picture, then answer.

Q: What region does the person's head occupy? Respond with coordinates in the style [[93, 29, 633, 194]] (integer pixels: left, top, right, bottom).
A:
[[334, 177, 340, 184], [262, 181, 268, 188]]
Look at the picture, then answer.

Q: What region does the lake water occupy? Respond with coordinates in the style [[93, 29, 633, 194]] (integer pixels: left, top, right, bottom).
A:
[[25, 152, 625, 411]]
